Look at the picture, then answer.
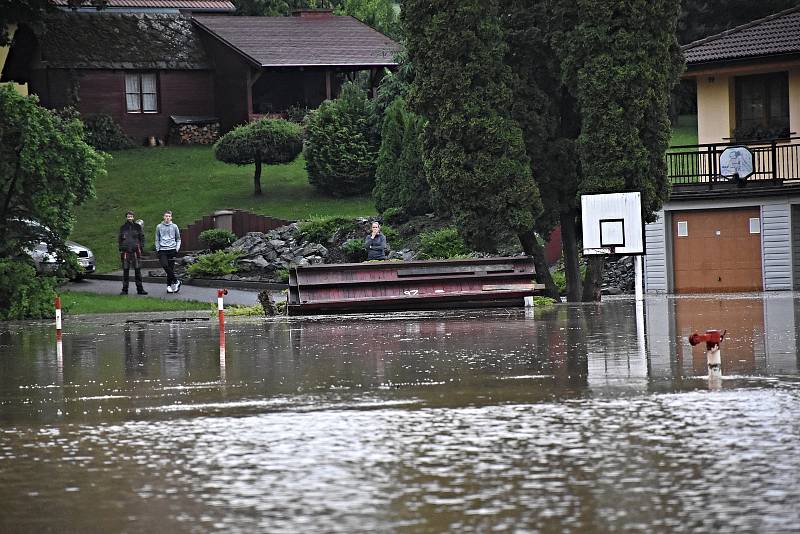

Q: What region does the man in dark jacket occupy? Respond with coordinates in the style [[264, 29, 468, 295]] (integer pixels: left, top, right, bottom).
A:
[[118, 211, 147, 295]]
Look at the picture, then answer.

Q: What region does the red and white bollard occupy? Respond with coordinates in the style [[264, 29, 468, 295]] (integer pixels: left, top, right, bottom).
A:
[[689, 329, 726, 385], [218, 289, 228, 367], [55, 295, 63, 340]]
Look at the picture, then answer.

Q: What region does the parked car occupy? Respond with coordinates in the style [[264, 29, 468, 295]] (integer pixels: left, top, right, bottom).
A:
[[12, 218, 96, 278], [29, 239, 96, 277]]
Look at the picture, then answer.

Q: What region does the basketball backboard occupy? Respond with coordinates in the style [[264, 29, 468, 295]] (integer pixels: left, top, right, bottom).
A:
[[581, 192, 644, 255]]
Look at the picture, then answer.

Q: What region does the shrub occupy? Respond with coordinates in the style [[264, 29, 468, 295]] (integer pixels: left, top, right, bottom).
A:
[[275, 268, 289, 283], [305, 82, 380, 196], [373, 97, 431, 214], [200, 229, 236, 251], [381, 206, 406, 225], [297, 217, 358, 244], [417, 227, 469, 259], [186, 250, 240, 277], [83, 114, 133, 150], [285, 104, 310, 124], [551, 270, 566, 294], [0, 259, 57, 320], [214, 118, 303, 195], [341, 238, 367, 262]]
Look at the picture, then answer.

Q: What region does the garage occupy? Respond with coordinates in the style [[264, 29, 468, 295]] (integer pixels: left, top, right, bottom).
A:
[[671, 207, 762, 293]]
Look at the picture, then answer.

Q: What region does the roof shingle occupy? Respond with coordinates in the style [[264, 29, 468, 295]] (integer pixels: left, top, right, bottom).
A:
[[684, 6, 800, 64], [192, 15, 400, 67]]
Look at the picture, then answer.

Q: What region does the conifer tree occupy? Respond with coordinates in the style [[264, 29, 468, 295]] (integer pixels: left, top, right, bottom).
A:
[[402, 0, 542, 252]]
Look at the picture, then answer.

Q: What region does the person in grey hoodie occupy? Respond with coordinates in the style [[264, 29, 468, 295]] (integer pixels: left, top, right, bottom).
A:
[[155, 210, 182, 293]]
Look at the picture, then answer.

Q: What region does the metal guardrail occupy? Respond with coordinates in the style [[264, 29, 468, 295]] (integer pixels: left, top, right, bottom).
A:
[[667, 137, 800, 187]]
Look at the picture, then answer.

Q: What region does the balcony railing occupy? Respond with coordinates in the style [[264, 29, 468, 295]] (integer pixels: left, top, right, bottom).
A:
[[667, 137, 800, 187]]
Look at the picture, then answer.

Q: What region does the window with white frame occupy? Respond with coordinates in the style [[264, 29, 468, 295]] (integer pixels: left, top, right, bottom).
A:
[[125, 72, 158, 113]]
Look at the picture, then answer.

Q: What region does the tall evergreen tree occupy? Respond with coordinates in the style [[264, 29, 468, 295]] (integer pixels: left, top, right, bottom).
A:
[[555, 0, 683, 300], [503, 0, 578, 300], [402, 0, 543, 253]]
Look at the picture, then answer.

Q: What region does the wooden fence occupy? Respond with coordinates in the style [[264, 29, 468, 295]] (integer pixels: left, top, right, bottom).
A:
[[181, 209, 292, 251]]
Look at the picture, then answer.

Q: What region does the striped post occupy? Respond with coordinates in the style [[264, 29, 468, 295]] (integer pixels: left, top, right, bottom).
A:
[[218, 289, 227, 379], [54, 295, 62, 341]]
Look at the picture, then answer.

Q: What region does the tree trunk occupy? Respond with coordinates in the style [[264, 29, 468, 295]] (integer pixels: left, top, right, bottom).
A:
[[518, 231, 560, 300], [253, 156, 263, 196], [582, 255, 604, 302], [560, 209, 582, 302]]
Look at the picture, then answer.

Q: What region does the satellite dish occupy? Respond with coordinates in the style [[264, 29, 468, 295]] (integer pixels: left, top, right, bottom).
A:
[[719, 146, 754, 180]]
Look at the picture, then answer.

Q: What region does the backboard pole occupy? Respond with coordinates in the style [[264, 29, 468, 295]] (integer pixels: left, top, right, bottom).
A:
[[634, 255, 643, 302]]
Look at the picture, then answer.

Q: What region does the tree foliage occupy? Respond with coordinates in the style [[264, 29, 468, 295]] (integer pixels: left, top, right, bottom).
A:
[[214, 118, 303, 195], [373, 97, 430, 215], [402, 0, 543, 252], [233, 0, 398, 38], [0, 86, 104, 260], [556, 0, 683, 220], [0, 0, 107, 45], [304, 82, 380, 196]]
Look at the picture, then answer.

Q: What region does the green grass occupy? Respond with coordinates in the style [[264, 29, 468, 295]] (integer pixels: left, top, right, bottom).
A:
[[59, 291, 211, 315], [669, 114, 698, 148], [71, 146, 375, 272]]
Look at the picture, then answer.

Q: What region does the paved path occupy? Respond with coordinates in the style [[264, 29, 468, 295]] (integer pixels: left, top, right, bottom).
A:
[[61, 279, 267, 306]]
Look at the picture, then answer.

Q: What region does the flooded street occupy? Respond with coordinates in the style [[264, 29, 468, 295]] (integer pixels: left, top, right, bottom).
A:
[[1, 295, 799, 532]]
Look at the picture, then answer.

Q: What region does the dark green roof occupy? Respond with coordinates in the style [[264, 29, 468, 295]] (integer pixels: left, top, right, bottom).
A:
[[39, 13, 209, 69]]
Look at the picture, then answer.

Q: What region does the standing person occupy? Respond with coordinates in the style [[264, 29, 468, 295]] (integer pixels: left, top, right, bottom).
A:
[[364, 221, 387, 260], [118, 210, 148, 295], [155, 210, 182, 293]]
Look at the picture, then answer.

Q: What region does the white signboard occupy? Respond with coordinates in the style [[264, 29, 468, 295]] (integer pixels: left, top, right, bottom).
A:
[[581, 192, 644, 255], [719, 146, 754, 179]]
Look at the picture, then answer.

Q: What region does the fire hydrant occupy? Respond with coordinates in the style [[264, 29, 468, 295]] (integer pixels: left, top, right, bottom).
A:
[[689, 329, 726, 379]]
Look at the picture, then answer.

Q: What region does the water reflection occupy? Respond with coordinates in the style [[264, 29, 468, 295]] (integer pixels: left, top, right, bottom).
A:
[[0, 296, 798, 531]]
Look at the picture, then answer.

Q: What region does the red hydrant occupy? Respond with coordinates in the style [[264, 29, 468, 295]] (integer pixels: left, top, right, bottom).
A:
[[689, 329, 727, 380], [688, 329, 726, 350]]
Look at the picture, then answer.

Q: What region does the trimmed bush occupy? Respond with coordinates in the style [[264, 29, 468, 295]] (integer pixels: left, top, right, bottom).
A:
[[0, 259, 57, 320], [297, 217, 359, 244], [417, 227, 469, 259], [200, 229, 236, 251], [84, 114, 133, 151], [214, 118, 303, 195], [305, 83, 380, 196], [342, 238, 367, 262], [186, 250, 240, 277]]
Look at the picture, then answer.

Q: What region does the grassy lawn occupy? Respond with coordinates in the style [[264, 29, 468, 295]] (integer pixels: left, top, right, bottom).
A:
[[670, 114, 698, 147], [59, 291, 211, 315], [72, 146, 375, 272]]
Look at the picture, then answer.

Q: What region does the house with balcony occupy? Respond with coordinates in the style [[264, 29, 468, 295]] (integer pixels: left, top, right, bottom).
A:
[[646, 6, 800, 294]]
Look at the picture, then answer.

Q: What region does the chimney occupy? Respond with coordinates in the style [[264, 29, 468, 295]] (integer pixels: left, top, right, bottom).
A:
[[291, 9, 334, 18]]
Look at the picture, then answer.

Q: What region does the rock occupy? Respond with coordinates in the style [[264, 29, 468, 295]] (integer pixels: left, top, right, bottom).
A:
[[269, 239, 285, 248]]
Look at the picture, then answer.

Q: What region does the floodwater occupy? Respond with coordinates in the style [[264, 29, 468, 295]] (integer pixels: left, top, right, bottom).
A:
[[1, 295, 799, 533]]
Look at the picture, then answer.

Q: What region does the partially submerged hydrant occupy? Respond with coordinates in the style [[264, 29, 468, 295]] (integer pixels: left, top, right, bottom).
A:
[[689, 329, 727, 379]]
